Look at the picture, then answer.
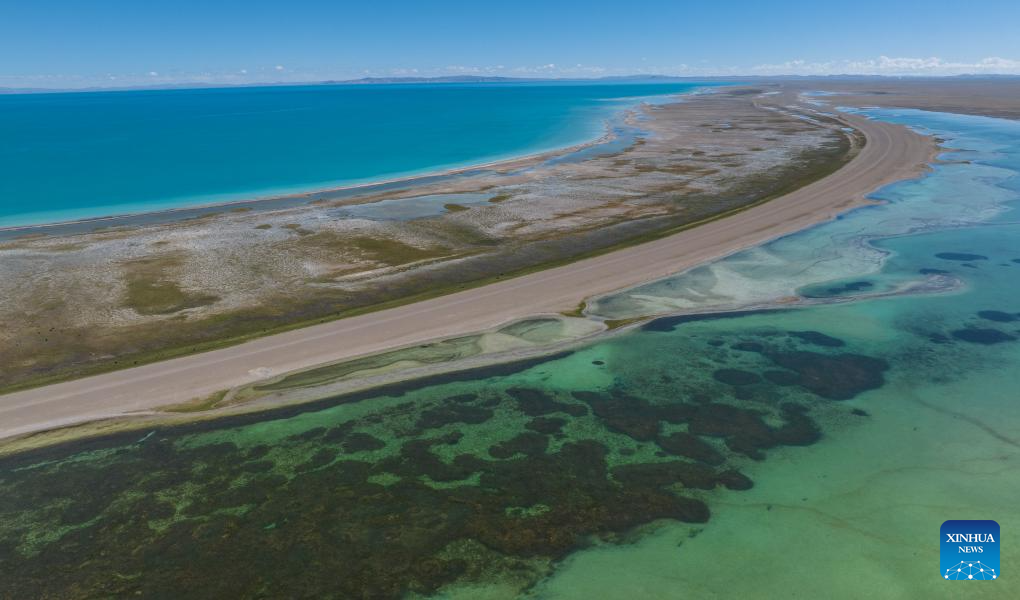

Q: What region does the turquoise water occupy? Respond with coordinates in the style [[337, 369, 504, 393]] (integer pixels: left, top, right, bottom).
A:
[[590, 109, 1018, 319], [538, 109, 1020, 598], [0, 82, 707, 227], [1, 109, 1019, 598]]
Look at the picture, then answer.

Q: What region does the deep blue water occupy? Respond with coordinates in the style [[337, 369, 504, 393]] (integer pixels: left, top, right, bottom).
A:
[[0, 81, 708, 227]]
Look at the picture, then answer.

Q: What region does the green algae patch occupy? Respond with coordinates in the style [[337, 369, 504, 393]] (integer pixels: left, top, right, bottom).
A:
[[505, 503, 551, 519], [367, 472, 402, 487], [443, 203, 470, 213]]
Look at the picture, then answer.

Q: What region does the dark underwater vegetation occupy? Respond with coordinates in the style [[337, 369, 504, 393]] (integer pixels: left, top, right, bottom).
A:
[[0, 323, 893, 598]]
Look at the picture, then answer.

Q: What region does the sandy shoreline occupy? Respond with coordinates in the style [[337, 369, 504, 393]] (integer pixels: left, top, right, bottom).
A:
[[0, 103, 938, 444]]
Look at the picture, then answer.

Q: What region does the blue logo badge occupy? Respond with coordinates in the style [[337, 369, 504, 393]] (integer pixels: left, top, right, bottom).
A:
[[941, 520, 999, 580]]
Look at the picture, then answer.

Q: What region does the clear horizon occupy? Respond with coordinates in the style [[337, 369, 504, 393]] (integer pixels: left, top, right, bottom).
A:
[[5, 0, 1020, 89]]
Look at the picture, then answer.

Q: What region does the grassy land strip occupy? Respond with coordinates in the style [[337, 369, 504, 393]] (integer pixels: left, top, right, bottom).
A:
[[0, 127, 860, 394]]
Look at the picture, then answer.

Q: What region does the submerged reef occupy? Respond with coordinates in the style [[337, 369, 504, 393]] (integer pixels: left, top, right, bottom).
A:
[[935, 252, 988, 261], [951, 327, 1017, 344]]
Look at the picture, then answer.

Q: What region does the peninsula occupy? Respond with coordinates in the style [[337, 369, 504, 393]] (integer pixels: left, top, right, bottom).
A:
[[0, 84, 937, 444]]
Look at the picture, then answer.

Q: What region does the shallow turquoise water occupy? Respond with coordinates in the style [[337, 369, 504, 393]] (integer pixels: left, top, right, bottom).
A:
[[333, 192, 494, 221], [590, 109, 1020, 320], [1, 109, 1018, 598], [541, 108, 1020, 598], [0, 82, 708, 227]]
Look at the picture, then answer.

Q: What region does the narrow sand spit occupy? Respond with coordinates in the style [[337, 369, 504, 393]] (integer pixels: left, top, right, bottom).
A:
[[0, 109, 936, 441]]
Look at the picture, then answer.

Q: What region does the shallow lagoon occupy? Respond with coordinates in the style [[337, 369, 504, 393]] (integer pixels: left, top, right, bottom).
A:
[[331, 192, 494, 222], [1, 109, 1019, 598]]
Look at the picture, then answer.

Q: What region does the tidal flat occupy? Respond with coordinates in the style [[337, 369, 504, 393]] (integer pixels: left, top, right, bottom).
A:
[[0, 87, 854, 391], [1, 107, 1018, 598]]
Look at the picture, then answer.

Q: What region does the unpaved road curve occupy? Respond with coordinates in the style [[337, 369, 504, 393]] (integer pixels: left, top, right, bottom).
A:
[[0, 110, 935, 441]]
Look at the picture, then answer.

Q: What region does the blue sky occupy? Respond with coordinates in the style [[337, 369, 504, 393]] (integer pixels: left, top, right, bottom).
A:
[[4, 0, 1020, 88]]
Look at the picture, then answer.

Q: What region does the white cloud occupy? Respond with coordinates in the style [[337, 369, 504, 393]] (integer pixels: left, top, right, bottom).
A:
[[444, 65, 482, 74], [274, 65, 285, 71], [751, 56, 1020, 76]]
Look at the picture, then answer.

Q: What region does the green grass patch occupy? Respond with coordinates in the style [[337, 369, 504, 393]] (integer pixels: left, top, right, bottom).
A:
[[287, 231, 447, 265], [161, 389, 228, 413], [560, 301, 587, 318], [122, 256, 219, 316], [348, 236, 448, 265], [603, 317, 647, 330]]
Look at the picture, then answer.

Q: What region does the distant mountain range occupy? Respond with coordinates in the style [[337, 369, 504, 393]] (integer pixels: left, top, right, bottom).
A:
[[3, 73, 1018, 95], [328, 74, 707, 84], [0, 74, 711, 94], [330, 75, 526, 84]]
